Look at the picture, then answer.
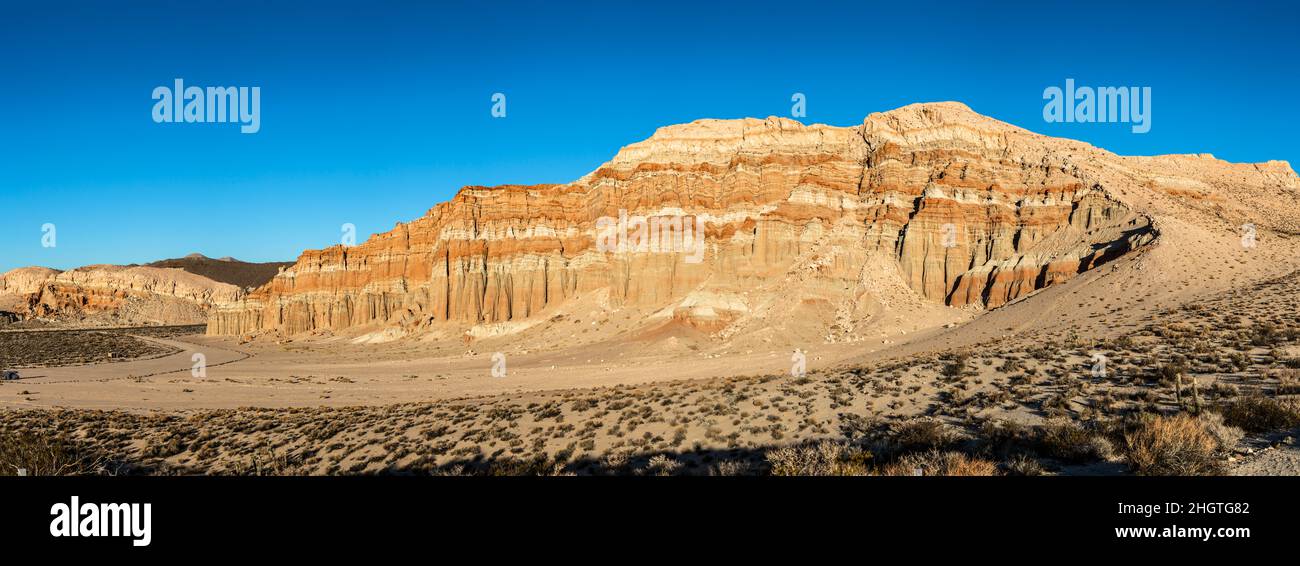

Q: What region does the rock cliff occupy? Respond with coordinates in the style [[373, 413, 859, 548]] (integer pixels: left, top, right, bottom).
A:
[[0, 264, 244, 326], [208, 102, 1297, 339]]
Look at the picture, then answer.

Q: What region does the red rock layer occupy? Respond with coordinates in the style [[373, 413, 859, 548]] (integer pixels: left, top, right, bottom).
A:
[[209, 103, 1206, 336]]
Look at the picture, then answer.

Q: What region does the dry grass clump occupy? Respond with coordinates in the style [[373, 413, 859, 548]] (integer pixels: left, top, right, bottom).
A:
[[1122, 414, 1225, 476], [0, 431, 106, 476], [1038, 418, 1114, 463], [891, 419, 960, 452], [880, 450, 999, 476], [709, 460, 750, 476], [1198, 412, 1244, 450], [765, 441, 997, 476], [1274, 369, 1300, 395], [1002, 453, 1044, 476], [1215, 395, 1300, 433], [766, 441, 872, 476]]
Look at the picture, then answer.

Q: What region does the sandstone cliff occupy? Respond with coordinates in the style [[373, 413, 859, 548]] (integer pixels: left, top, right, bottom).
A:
[[208, 102, 1298, 340], [0, 264, 245, 326]]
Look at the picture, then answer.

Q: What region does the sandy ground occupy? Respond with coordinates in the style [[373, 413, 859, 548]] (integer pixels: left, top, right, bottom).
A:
[[1, 326, 949, 410], [1231, 443, 1300, 476]]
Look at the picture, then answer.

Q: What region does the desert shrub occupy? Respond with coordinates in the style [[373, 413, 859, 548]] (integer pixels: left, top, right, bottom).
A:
[[1215, 395, 1300, 433], [891, 419, 959, 452], [1153, 362, 1187, 385], [880, 450, 998, 476], [1199, 412, 1244, 450], [709, 460, 750, 476], [1123, 414, 1224, 476], [766, 441, 872, 476], [838, 413, 882, 441], [1003, 453, 1044, 476], [645, 454, 682, 476], [977, 419, 1037, 457], [996, 357, 1025, 374], [1039, 418, 1114, 462], [1209, 381, 1240, 399], [940, 353, 970, 379], [1250, 323, 1280, 347], [224, 446, 312, 476], [1274, 369, 1300, 395], [471, 455, 573, 476], [0, 431, 104, 476]]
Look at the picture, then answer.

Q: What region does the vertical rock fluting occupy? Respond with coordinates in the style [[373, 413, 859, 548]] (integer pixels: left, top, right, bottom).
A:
[[209, 102, 1178, 336]]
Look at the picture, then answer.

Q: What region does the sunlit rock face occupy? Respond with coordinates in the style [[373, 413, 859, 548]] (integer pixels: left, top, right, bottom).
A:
[[1, 265, 244, 325], [209, 101, 1300, 337]]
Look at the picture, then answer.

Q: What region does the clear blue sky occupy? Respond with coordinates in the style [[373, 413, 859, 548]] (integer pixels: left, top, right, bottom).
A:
[[2, 0, 1296, 272]]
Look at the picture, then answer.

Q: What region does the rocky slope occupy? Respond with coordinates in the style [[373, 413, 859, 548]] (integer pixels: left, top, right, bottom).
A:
[[0, 264, 245, 327], [208, 102, 1298, 342]]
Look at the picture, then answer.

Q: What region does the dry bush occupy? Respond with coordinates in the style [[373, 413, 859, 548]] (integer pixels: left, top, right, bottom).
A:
[[1215, 395, 1300, 433], [892, 419, 959, 452], [645, 454, 682, 476], [880, 450, 998, 476], [977, 419, 1037, 456], [1274, 369, 1300, 396], [0, 431, 105, 476], [766, 441, 872, 476], [709, 460, 750, 476], [1198, 412, 1244, 450], [223, 446, 312, 476], [1003, 454, 1044, 476], [1039, 418, 1114, 462], [1123, 414, 1224, 476]]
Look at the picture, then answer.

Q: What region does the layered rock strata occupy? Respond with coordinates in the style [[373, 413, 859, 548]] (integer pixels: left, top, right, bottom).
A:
[[208, 102, 1295, 337], [0, 265, 243, 325]]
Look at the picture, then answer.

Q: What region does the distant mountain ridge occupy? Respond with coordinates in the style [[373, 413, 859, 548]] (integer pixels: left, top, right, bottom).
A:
[[145, 254, 293, 290]]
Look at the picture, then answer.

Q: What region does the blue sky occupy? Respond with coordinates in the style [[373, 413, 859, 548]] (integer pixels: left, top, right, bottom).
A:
[[2, 0, 1296, 272]]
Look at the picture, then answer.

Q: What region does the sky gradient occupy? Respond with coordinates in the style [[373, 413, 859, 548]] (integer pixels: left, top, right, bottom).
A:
[[2, 0, 1297, 272]]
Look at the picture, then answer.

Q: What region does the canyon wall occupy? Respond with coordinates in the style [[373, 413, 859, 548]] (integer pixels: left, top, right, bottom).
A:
[[210, 102, 1209, 337]]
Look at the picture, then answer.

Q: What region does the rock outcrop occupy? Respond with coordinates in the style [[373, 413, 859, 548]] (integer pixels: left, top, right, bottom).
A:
[[208, 102, 1296, 338], [0, 264, 244, 326]]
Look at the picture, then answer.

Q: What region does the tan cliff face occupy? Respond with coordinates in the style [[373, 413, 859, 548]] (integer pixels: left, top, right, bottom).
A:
[[1, 265, 244, 326], [207, 102, 1298, 339]]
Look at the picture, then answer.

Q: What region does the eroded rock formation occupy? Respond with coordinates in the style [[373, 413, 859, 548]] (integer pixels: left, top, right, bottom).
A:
[[0, 264, 244, 326], [208, 102, 1295, 338]]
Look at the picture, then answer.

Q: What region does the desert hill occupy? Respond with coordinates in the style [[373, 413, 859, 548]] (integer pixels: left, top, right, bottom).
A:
[[207, 102, 1299, 356], [0, 257, 277, 328], [145, 253, 293, 290], [0, 254, 293, 327]]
